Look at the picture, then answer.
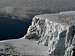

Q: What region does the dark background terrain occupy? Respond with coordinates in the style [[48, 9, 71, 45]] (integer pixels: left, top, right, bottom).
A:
[[0, 0, 75, 40], [0, 16, 32, 40]]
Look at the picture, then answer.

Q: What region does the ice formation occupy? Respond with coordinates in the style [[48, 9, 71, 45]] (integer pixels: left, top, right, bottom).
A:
[[24, 11, 75, 56]]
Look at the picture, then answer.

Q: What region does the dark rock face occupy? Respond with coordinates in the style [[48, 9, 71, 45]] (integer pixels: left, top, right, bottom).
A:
[[24, 12, 75, 56], [72, 47, 75, 56], [64, 25, 75, 56]]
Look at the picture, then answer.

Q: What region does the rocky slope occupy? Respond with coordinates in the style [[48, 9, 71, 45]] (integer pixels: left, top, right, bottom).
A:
[[25, 11, 75, 56]]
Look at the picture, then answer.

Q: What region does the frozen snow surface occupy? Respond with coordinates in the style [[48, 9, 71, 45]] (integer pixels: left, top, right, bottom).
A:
[[0, 39, 48, 56], [25, 11, 75, 56]]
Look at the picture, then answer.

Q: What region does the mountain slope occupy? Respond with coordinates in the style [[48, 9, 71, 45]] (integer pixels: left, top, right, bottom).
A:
[[0, 0, 75, 19]]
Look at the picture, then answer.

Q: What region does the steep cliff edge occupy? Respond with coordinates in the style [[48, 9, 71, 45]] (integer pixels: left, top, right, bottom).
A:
[[25, 11, 75, 56]]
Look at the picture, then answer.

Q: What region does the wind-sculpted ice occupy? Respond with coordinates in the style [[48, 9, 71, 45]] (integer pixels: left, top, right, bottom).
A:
[[25, 11, 75, 56]]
